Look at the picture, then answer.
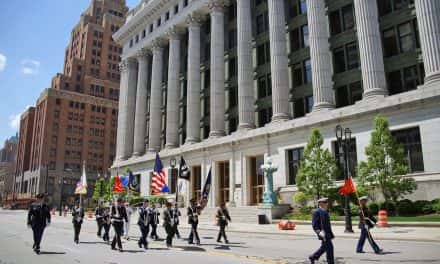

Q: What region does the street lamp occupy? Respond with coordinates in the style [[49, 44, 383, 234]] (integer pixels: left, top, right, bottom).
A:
[[260, 156, 278, 205], [335, 125, 354, 233], [170, 158, 177, 193]]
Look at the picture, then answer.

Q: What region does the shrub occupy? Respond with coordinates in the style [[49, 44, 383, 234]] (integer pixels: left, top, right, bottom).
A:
[[413, 200, 431, 215], [368, 202, 380, 215], [396, 199, 416, 216], [293, 192, 308, 207], [422, 204, 434, 214], [379, 201, 396, 216], [129, 196, 144, 206], [433, 200, 440, 214], [350, 204, 359, 216], [299, 206, 313, 214], [331, 205, 344, 216]]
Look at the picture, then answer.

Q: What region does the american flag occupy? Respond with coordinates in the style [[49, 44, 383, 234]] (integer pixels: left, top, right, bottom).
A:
[[151, 153, 168, 194]]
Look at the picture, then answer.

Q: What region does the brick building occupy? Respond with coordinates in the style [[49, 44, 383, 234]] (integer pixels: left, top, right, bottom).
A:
[[14, 0, 128, 208]]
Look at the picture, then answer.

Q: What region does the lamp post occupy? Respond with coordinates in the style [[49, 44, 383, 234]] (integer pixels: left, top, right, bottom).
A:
[[170, 157, 177, 194], [58, 178, 66, 216], [335, 125, 354, 233], [260, 157, 278, 205]]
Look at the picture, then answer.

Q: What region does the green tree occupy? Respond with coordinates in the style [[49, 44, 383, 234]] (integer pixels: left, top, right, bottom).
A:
[[297, 129, 338, 202], [357, 115, 416, 203], [92, 177, 106, 202]]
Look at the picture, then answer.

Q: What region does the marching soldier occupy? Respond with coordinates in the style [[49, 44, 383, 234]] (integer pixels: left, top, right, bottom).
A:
[[356, 196, 383, 254], [72, 199, 85, 244], [187, 198, 201, 245], [163, 202, 176, 248], [216, 202, 231, 243], [102, 203, 111, 243], [137, 199, 150, 249], [27, 193, 51, 254], [95, 201, 105, 237], [309, 197, 335, 264], [111, 198, 128, 252], [149, 203, 160, 240], [172, 203, 182, 239]]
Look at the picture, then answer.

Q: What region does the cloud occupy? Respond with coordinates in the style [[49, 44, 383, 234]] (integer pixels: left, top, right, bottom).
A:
[[8, 113, 21, 130], [21, 59, 41, 75], [0, 53, 6, 72]]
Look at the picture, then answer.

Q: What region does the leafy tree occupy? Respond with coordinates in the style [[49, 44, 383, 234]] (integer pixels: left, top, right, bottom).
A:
[[357, 115, 416, 203], [92, 177, 106, 202], [297, 129, 338, 202]]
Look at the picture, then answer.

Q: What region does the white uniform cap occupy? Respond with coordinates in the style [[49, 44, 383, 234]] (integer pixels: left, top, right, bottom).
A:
[[317, 197, 329, 203]]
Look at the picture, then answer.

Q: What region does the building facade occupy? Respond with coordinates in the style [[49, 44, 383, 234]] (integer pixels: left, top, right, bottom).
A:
[[112, 0, 440, 207], [14, 0, 128, 207], [0, 134, 18, 203]]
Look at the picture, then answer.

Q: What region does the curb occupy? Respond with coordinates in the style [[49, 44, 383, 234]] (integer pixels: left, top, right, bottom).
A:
[[276, 220, 440, 228]]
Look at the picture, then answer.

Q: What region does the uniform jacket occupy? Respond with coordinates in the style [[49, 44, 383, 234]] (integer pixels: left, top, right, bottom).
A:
[[187, 205, 201, 224], [312, 208, 334, 240], [27, 202, 51, 228], [72, 206, 85, 224], [95, 206, 105, 222], [111, 205, 128, 223], [172, 207, 181, 225], [149, 207, 160, 225], [216, 207, 231, 226], [358, 206, 377, 229], [162, 208, 176, 227], [102, 208, 111, 224], [137, 206, 151, 227]]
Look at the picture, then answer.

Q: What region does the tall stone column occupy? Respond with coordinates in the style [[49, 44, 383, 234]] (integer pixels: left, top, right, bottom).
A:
[[354, 0, 387, 98], [307, 0, 335, 111], [185, 14, 202, 144], [267, 0, 290, 121], [165, 28, 182, 149], [415, 0, 440, 84], [148, 42, 164, 153], [116, 58, 138, 160], [133, 50, 150, 157], [209, 0, 226, 138], [237, 0, 255, 130]]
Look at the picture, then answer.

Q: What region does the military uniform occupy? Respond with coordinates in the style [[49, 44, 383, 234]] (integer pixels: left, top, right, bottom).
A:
[[95, 205, 105, 237], [187, 204, 201, 245], [216, 206, 231, 243], [72, 205, 85, 244], [27, 199, 51, 254], [163, 206, 177, 247], [102, 206, 111, 242], [111, 203, 128, 251], [309, 199, 335, 264], [172, 205, 181, 239], [137, 204, 150, 249], [357, 199, 382, 254], [149, 206, 160, 240]]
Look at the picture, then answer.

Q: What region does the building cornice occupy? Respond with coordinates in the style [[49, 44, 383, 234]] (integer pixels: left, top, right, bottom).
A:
[[36, 88, 119, 108]]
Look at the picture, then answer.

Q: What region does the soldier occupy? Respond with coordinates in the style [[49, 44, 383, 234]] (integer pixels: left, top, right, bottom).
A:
[[124, 202, 134, 240], [187, 198, 201, 245], [216, 202, 231, 243], [308, 197, 335, 264], [137, 199, 150, 249], [102, 203, 111, 243], [27, 193, 51, 254], [356, 196, 383, 254], [111, 198, 128, 252], [149, 203, 160, 240], [72, 199, 85, 244], [95, 201, 105, 237], [163, 202, 176, 248], [172, 203, 182, 239]]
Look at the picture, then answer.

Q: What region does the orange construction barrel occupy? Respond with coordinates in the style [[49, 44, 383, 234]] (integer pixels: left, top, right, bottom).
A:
[[278, 220, 296, 230], [88, 210, 93, 219], [377, 210, 389, 227]]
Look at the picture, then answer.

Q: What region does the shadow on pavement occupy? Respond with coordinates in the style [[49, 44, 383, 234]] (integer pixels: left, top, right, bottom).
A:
[[123, 249, 145, 253], [80, 241, 108, 245], [39, 251, 66, 255], [176, 246, 206, 252]]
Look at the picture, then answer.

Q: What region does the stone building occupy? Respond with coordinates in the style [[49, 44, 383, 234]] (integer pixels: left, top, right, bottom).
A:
[[13, 0, 128, 207], [112, 0, 440, 207], [0, 134, 18, 203]]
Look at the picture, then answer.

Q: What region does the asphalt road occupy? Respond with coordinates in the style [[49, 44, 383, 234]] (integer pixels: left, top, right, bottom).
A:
[[1, 209, 440, 264]]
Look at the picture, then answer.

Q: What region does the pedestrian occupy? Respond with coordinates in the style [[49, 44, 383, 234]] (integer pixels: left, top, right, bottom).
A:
[[137, 199, 150, 249], [149, 203, 160, 240], [27, 193, 51, 254], [95, 201, 105, 237], [172, 203, 181, 239], [187, 198, 201, 245], [72, 199, 85, 244], [124, 202, 133, 240], [216, 202, 231, 243], [308, 197, 335, 264], [111, 198, 128, 252], [102, 203, 111, 243], [163, 202, 176, 248], [356, 196, 383, 254]]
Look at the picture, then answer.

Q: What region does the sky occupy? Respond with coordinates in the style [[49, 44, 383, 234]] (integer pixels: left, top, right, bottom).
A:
[[0, 0, 138, 145]]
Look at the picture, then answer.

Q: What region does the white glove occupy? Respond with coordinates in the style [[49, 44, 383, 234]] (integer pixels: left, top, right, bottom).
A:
[[318, 230, 326, 239], [364, 224, 370, 230]]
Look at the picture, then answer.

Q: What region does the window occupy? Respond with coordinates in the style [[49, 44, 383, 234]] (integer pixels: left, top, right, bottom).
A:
[[333, 42, 359, 74], [342, 4, 354, 31], [292, 63, 303, 87], [302, 25, 309, 47], [333, 138, 358, 180], [346, 42, 359, 70], [329, 4, 354, 36], [258, 107, 272, 127], [387, 64, 424, 95], [383, 20, 419, 57], [142, 29, 146, 38], [294, 96, 313, 118], [290, 25, 309, 52], [398, 22, 415, 52], [174, 5, 179, 14], [335, 81, 363, 107], [287, 148, 304, 185], [228, 29, 237, 49], [257, 42, 270, 66], [333, 47, 346, 73], [378, 0, 414, 16], [257, 74, 272, 98], [383, 28, 398, 57], [165, 11, 169, 21], [299, 0, 307, 14], [256, 12, 269, 35], [392, 127, 424, 172], [304, 59, 312, 84], [183, 0, 188, 7], [229, 58, 236, 79]]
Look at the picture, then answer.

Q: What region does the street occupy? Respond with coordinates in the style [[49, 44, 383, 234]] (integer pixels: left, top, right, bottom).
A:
[[1, 209, 440, 264]]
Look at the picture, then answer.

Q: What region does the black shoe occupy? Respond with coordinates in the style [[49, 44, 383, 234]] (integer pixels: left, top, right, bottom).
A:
[[375, 249, 384, 254], [111, 246, 116, 250], [32, 244, 36, 249], [188, 241, 194, 244], [217, 239, 221, 243], [225, 240, 229, 244], [97, 233, 101, 237], [356, 250, 365, 253], [144, 244, 148, 250], [138, 241, 142, 248], [35, 249, 40, 255], [119, 248, 123, 252], [196, 241, 201, 245], [308, 256, 315, 264]]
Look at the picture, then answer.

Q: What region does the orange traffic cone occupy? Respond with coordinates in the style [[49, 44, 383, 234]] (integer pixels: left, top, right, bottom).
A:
[[377, 210, 389, 227]]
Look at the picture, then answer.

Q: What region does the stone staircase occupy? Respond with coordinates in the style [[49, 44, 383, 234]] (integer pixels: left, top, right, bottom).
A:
[[180, 206, 260, 224]]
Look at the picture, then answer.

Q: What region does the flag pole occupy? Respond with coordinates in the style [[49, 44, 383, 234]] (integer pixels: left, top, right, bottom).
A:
[[351, 178, 374, 242], [176, 157, 180, 205]]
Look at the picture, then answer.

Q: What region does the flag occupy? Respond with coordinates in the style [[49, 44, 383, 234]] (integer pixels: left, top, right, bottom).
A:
[[339, 176, 356, 195], [151, 153, 168, 194], [120, 176, 129, 189], [128, 170, 140, 192], [178, 156, 190, 180], [201, 167, 212, 201], [175, 181, 185, 202], [113, 174, 125, 193], [74, 162, 88, 195]]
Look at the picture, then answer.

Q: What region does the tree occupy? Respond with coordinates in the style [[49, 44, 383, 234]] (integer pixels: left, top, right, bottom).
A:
[[357, 115, 417, 203], [297, 128, 338, 202], [92, 177, 105, 202]]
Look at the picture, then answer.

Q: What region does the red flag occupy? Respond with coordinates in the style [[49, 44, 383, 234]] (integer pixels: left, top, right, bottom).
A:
[[339, 176, 356, 195], [113, 175, 125, 193]]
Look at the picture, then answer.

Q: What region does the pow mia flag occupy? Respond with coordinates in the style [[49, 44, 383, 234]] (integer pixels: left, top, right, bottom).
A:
[[178, 156, 190, 180]]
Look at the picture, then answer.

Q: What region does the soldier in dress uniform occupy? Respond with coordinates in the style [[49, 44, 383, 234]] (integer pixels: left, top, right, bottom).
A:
[[308, 197, 335, 264], [163, 202, 176, 248], [111, 198, 128, 252], [216, 202, 231, 243], [187, 198, 201, 245], [149, 203, 160, 240], [172, 203, 182, 239], [356, 196, 383, 254], [102, 203, 111, 243], [124, 202, 134, 240], [72, 199, 85, 244], [137, 199, 150, 249], [27, 193, 51, 254], [95, 201, 105, 237]]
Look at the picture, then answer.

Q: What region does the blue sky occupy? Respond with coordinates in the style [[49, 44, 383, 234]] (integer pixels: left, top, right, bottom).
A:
[[0, 0, 138, 145]]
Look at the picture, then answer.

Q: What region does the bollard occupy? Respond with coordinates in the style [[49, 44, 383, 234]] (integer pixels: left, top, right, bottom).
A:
[[377, 210, 389, 227]]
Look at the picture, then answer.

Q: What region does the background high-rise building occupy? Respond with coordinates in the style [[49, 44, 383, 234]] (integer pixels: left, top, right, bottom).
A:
[[0, 134, 18, 204], [13, 0, 128, 208]]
